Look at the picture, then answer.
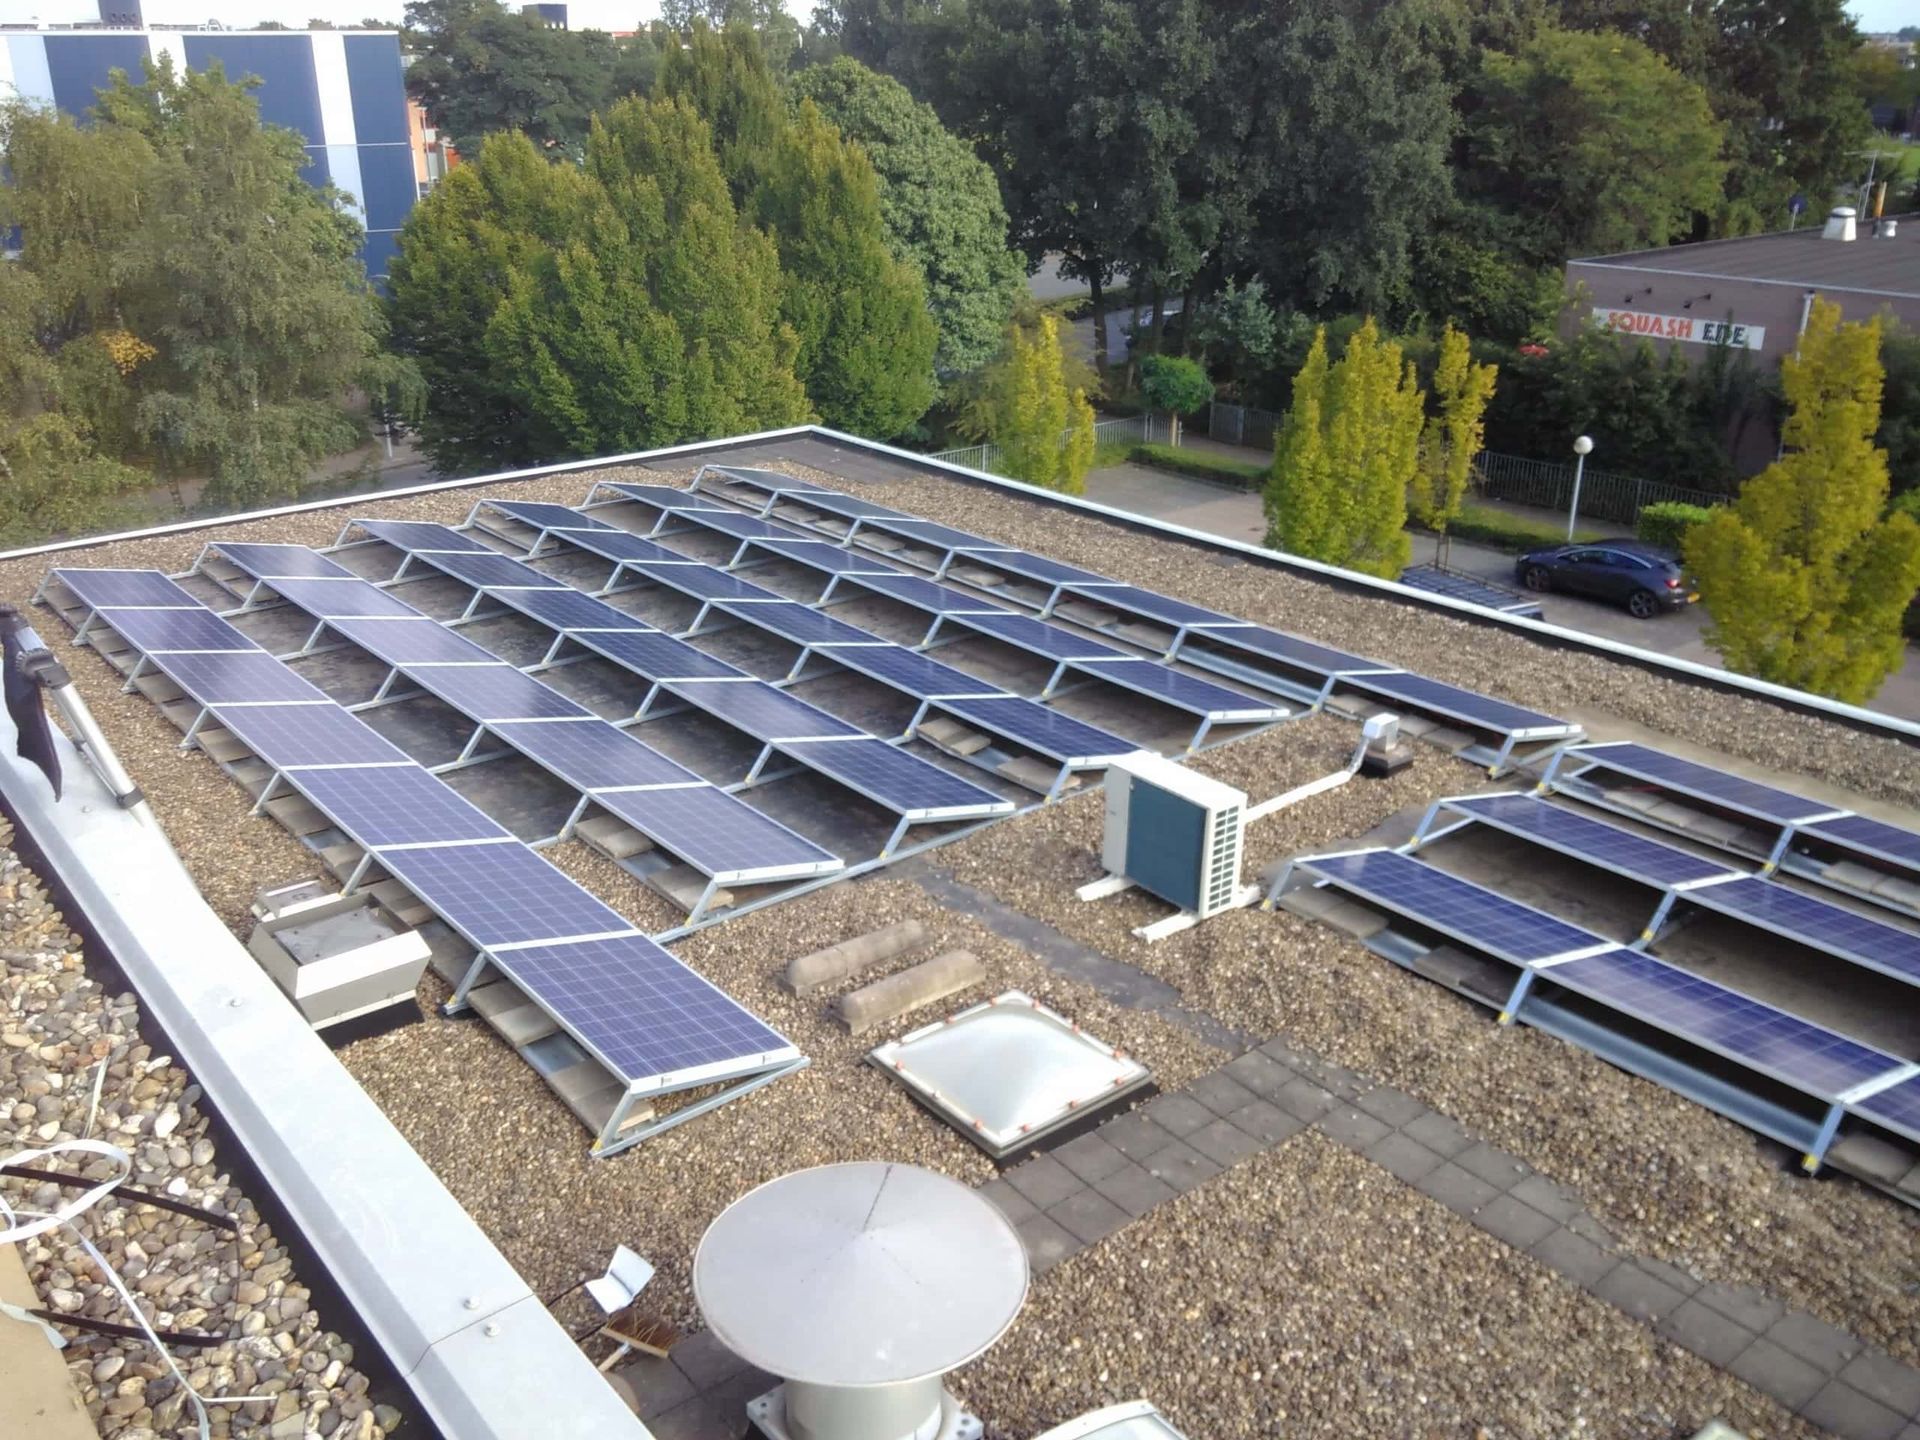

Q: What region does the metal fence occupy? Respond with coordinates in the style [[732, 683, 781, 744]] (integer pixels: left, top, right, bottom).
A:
[[1205, 400, 1280, 452], [928, 413, 1162, 477]]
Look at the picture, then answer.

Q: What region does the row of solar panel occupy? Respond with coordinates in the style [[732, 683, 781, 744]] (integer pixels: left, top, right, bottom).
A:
[[1292, 846, 1920, 1148], [49, 567, 798, 1091], [1398, 564, 1544, 621]]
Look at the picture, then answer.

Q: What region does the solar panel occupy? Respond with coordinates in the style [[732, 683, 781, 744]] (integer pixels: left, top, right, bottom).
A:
[[954, 612, 1125, 661], [1346, 671, 1574, 737], [1569, 743, 1834, 824], [1205, 627, 1389, 677], [1681, 877, 1920, 989], [785, 738, 1010, 818], [491, 588, 652, 634], [1064, 584, 1240, 630], [1854, 1073, 1920, 1143], [748, 539, 903, 575], [54, 569, 203, 610], [716, 600, 891, 649], [290, 764, 513, 847], [160, 651, 328, 705], [487, 500, 617, 532], [1076, 658, 1287, 720], [326, 616, 500, 666], [489, 933, 794, 1084], [989, 552, 1121, 589], [353, 519, 494, 552], [1301, 848, 1600, 963], [213, 543, 355, 579], [103, 608, 260, 653], [625, 563, 782, 603], [592, 786, 838, 879], [784, 491, 909, 521], [1444, 794, 1740, 890], [376, 842, 631, 948], [602, 482, 730, 512], [673, 679, 865, 740], [402, 664, 595, 721], [1399, 565, 1544, 618], [936, 696, 1133, 764], [844, 573, 1009, 615], [269, 578, 421, 618], [207, 702, 411, 768], [1796, 814, 1920, 870], [686, 510, 792, 541], [418, 550, 566, 591], [487, 719, 702, 791], [825, 645, 1005, 699], [576, 630, 745, 681], [876, 518, 1013, 552], [562, 529, 702, 567], [704, 465, 830, 495], [1546, 947, 1900, 1099]]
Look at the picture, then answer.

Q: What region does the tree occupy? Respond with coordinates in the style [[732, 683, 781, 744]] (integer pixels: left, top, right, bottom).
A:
[[1879, 322, 1920, 500], [1265, 319, 1422, 578], [1408, 324, 1498, 537], [751, 99, 936, 437], [1139, 354, 1213, 443], [962, 313, 1096, 495], [1687, 300, 1920, 702], [660, 0, 805, 71], [1192, 279, 1278, 397], [657, 20, 786, 206], [791, 57, 1024, 378]]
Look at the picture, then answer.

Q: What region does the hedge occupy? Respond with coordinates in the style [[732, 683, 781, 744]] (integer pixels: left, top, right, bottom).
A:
[[1637, 501, 1717, 551], [1437, 501, 1605, 553], [1127, 443, 1267, 487]]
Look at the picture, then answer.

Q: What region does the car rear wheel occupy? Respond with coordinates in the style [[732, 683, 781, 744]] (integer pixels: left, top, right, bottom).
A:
[[1626, 589, 1661, 619], [1522, 566, 1552, 592]]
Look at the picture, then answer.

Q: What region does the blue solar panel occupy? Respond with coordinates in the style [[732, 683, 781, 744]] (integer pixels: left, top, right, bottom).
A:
[[717, 600, 890, 649], [1206, 627, 1388, 677], [1399, 565, 1544, 618], [1346, 672, 1574, 736], [487, 719, 701, 792], [705, 465, 829, 495], [1571, 743, 1833, 824], [577, 630, 744, 681], [1303, 849, 1600, 963], [687, 510, 792, 541], [1445, 794, 1740, 890], [403, 664, 595, 721], [105, 609, 259, 653], [877, 518, 1012, 552], [827, 646, 1005, 699], [1546, 947, 1900, 1098], [1065, 584, 1239, 630], [603, 482, 730, 512], [955, 612, 1124, 661], [489, 933, 793, 1083], [560, 529, 702, 568], [419, 550, 565, 591], [208, 702, 410, 768], [214, 543, 355, 579], [1681, 877, 1920, 989], [783, 490, 909, 521], [990, 552, 1121, 589], [748, 539, 903, 575], [354, 519, 493, 552], [326, 616, 500, 666], [845, 574, 1009, 615], [487, 500, 616, 532], [270, 578, 421, 618], [786, 738, 1008, 817], [376, 842, 630, 947], [55, 569, 203, 610], [1797, 814, 1920, 870], [593, 786, 838, 878], [936, 696, 1133, 764], [625, 563, 781, 603], [160, 651, 328, 705], [292, 764, 512, 847], [1854, 1073, 1920, 1142], [673, 679, 865, 740], [1076, 658, 1285, 719], [492, 589, 652, 634]]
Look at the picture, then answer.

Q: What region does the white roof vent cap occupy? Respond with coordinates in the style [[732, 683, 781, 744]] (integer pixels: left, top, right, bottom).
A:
[[1823, 206, 1857, 242]]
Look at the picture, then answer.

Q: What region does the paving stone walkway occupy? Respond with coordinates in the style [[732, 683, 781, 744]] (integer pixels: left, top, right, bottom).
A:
[[619, 1030, 1920, 1440]]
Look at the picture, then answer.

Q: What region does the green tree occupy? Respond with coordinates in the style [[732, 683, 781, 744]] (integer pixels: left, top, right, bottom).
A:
[[1191, 279, 1277, 396], [1687, 300, 1920, 702], [1880, 322, 1920, 500], [1408, 324, 1498, 535], [962, 313, 1095, 494], [657, 20, 786, 206], [1139, 355, 1213, 441], [1266, 320, 1422, 578], [660, 0, 805, 71], [752, 99, 936, 436], [791, 57, 1023, 378]]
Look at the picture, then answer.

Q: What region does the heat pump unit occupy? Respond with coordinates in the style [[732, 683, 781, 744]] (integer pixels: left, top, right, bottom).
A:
[[1102, 751, 1246, 921]]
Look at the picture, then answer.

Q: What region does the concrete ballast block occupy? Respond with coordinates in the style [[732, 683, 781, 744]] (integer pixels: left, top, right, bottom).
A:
[[785, 918, 929, 996], [838, 949, 985, 1035]]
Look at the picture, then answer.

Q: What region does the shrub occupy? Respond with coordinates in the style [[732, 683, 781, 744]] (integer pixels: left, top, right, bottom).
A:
[[1127, 442, 1267, 486], [1139, 354, 1215, 416], [1637, 501, 1717, 551], [1442, 501, 1605, 552]]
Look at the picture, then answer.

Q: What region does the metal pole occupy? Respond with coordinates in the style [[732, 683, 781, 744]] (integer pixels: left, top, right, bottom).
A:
[[1567, 452, 1587, 541]]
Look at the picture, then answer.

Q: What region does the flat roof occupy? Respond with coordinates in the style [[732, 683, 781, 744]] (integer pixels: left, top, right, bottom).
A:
[[1571, 215, 1920, 298]]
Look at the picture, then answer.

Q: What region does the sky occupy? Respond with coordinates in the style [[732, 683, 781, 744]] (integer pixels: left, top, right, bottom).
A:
[[0, 0, 1905, 36]]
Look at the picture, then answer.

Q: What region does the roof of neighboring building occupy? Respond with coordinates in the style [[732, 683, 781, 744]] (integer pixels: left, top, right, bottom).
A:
[[1571, 214, 1920, 298]]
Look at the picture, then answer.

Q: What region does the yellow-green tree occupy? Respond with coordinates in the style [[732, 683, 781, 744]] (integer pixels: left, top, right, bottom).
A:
[[1686, 299, 1920, 704], [1409, 324, 1498, 536], [964, 313, 1096, 495], [1266, 318, 1423, 578]]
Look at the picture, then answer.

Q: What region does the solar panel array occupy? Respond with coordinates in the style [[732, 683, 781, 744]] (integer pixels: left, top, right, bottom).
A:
[[1439, 793, 1742, 891], [48, 567, 801, 1097], [1398, 564, 1545, 620]]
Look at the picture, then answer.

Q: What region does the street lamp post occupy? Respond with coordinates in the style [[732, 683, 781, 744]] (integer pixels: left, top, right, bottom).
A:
[[1567, 435, 1594, 541]]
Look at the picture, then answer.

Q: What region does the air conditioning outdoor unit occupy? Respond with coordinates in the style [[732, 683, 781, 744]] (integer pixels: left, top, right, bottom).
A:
[[1098, 751, 1251, 932]]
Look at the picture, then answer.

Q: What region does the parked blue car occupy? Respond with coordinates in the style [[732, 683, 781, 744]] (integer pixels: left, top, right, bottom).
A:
[[1513, 540, 1695, 619]]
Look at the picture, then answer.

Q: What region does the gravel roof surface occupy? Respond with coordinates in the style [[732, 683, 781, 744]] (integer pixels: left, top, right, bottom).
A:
[[0, 822, 395, 1440]]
